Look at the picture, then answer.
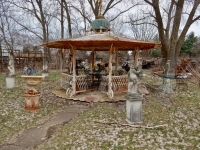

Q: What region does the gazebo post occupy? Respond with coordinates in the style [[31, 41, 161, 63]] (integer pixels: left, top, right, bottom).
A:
[[134, 48, 140, 67], [91, 48, 94, 71], [115, 48, 118, 71], [60, 49, 63, 73], [107, 44, 114, 99], [91, 48, 95, 83], [60, 48, 63, 87], [71, 46, 76, 96]]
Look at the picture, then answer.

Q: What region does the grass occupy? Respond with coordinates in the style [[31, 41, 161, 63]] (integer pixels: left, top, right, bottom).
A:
[[35, 72, 199, 150], [0, 70, 200, 149], [0, 71, 63, 145]]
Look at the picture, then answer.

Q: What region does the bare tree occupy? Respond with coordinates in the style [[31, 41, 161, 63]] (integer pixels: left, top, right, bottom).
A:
[[0, 0, 21, 73], [0, 0, 16, 53], [128, 13, 158, 41], [71, 0, 140, 25], [192, 37, 200, 56], [63, 0, 73, 38], [88, 0, 139, 21], [142, 0, 200, 64], [54, 0, 79, 38], [8, 0, 57, 59], [60, 0, 64, 39], [52, 0, 72, 38], [110, 15, 127, 36]]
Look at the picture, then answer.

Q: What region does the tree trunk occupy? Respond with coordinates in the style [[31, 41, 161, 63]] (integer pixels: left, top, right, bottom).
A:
[[144, 0, 200, 66], [0, 41, 3, 71], [64, 0, 72, 38], [36, 0, 50, 60], [169, 0, 184, 65], [61, 0, 64, 39]]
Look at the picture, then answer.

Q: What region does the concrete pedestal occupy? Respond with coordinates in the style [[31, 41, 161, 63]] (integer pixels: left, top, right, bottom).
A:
[[42, 73, 48, 80], [6, 76, 15, 89], [125, 93, 144, 124], [162, 78, 173, 93]]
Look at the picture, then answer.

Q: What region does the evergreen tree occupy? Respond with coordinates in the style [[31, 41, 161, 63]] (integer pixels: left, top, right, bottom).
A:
[[181, 32, 197, 57]]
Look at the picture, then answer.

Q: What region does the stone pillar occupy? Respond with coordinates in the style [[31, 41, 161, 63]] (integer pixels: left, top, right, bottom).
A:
[[6, 76, 15, 88], [125, 93, 144, 123], [162, 79, 173, 93], [162, 60, 173, 93]]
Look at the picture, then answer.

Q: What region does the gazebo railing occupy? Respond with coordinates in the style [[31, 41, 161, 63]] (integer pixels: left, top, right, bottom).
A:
[[112, 75, 128, 93], [62, 72, 128, 98], [61, 73, 88, 96], [99, 75, 128, 94], [61, 73, 73, 90]]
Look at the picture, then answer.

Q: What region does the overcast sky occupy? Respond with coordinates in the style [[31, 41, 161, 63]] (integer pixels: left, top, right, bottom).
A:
[[188, 23, 200, 36]]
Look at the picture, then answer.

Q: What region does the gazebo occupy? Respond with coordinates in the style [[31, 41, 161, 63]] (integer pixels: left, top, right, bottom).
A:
[[41, 15, 161, 101]]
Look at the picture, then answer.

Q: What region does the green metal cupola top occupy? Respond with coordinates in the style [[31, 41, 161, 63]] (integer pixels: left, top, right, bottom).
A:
[[91, 15, 110, 33], [91, 0, 110, 33]]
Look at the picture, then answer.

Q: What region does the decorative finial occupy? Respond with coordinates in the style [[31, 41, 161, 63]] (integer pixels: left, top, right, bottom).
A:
[[100, 26, 102, 33]]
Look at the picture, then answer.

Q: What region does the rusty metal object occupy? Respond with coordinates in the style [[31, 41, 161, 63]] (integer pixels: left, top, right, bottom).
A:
[[24, 90, 40, 110], [21, 76, 43, 110]]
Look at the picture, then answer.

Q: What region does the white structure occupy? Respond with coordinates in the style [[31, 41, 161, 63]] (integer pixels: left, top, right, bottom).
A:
[[7, 55, 15, 76], [162, 60, 173, 93], [6, 54, 15, 88]]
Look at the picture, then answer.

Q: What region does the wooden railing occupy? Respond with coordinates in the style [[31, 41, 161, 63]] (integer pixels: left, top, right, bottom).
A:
[[61, 73, 88, 94], [99, 75, 128, 94]]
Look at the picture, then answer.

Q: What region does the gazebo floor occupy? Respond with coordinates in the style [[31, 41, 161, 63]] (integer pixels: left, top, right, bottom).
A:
[[51, 88, 126, 102]]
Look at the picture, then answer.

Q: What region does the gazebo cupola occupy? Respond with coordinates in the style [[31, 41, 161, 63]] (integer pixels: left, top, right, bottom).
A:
[[91, 0, 110, 33], [91, 15, 110, 33]]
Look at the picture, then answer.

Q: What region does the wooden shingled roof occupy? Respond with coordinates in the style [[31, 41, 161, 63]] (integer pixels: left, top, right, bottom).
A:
[[41, 33, 161, 51]]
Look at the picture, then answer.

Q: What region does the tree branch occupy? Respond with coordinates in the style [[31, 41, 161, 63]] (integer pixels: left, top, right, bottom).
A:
[[9, 16, 43, 40], [144, 0, 153, 6], [103, 0, 122, 15], [71, 5, 92, 23], [109, 5, 137, 22], [95, 121, 168, 129]]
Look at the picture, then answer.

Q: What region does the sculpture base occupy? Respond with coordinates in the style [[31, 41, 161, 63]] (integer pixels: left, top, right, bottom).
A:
[[126, 118, 143, 124], [125, 93, 145, 101], [42, 73, 48, 80], [162, 78, 173, 93], [6, 76, 15, 89], [24, 93, 40, 110], [125, 93, 144, 124]]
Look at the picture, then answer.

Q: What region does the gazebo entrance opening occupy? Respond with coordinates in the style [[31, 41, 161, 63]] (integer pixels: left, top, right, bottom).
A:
[[62, 48, 130, 99]]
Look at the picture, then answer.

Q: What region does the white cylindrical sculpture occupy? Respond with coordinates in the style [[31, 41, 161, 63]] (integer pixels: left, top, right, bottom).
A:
[[6, 54, 16, 88], [162, 78, 173, 93], [42, 73, 48, 80], [6, 76, 15, 88], [162, 60, 173, 93]]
